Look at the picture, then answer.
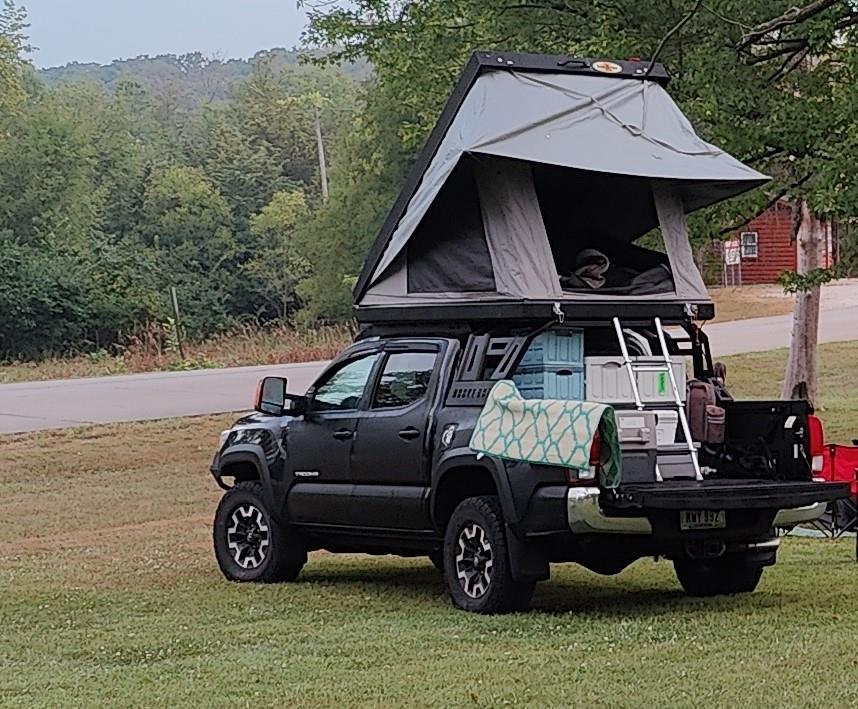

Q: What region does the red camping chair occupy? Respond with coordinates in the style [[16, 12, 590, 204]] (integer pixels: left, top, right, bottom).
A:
[[817, 444, 858, 539]]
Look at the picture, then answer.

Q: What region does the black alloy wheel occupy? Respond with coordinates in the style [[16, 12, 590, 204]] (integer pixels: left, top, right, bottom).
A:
[[443, 496, 535, 614], [213, 481, 306, 583]]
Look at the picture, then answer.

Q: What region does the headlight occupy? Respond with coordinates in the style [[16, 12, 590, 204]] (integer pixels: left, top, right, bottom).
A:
[[222, 427, 280, 463], [218, 429, 231, 450], [231, 428, 268, 447]]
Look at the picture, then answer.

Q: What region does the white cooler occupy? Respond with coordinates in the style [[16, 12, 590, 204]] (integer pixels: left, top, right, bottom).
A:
[[652, 409, 679, 446], [585, 356, 687, 405]]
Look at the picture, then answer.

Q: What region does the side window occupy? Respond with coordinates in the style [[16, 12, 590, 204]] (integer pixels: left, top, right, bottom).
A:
[[740, 231, 759, 259], [312, 354, 379, 412], [372, 352, 438, 409]]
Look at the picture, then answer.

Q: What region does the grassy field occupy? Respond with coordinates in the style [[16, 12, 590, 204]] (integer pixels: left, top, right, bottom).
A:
[[2, 406, 857, 706], [709, 284, 795, 323], [723, 340, 858, 443]]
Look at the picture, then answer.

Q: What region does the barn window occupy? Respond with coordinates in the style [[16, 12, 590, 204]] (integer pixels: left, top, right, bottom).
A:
[[740, 231, 759, 259]]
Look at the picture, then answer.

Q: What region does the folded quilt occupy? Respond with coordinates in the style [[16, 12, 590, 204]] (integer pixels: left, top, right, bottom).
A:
[[469, 380, 622, 488]]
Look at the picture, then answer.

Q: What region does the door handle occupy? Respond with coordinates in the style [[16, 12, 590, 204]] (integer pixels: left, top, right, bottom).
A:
[[332, 429, 353, 440], [398, 427, 421, 440]]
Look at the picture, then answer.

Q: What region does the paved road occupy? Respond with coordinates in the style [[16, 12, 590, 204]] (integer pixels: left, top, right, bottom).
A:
[[0, 361, 327, 435], [2, 306, 857, 435], [706, 305, 858, 357]]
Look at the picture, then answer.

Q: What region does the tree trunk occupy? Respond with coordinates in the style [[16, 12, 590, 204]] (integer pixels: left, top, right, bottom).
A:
[[782, 199, 824, 405]]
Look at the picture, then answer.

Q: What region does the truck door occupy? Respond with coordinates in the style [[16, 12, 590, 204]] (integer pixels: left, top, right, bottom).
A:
[[349, 346, 441, 529], [284, 351, 381, 526]]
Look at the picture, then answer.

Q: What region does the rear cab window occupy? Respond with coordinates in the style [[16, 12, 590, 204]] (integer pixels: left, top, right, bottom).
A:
[[372, 352, 438, 409]]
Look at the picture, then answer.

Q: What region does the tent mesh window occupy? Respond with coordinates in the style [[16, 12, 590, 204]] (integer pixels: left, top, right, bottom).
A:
[[406, 158, 496, 293]]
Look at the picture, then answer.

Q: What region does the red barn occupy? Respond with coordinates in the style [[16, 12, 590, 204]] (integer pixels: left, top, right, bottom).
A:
[[716, 201, 837, 285]]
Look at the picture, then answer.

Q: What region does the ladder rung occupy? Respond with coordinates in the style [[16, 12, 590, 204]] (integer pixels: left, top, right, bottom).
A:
[[630, 364, 671, 373]]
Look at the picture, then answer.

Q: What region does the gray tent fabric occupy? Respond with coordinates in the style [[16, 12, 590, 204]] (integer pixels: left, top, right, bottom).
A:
[[473, 156, 562, 299], [652, 181, 708, 299], [406, 158, 496, 293], [366, 70, 767, 288]]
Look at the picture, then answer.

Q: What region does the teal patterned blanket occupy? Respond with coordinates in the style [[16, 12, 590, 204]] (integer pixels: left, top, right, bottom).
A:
[[469, 380, 622, 488]]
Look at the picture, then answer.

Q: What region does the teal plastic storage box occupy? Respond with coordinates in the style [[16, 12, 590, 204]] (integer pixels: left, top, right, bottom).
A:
[[519, 329, 585, 368], [513, 364, 585, 400]]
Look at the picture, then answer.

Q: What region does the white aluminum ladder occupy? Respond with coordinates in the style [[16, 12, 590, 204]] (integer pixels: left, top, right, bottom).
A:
[[612, 316, 703, 481]]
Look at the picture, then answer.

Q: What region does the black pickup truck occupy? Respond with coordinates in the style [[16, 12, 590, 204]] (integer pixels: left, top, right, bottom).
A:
[[210, 323, 849, 613]]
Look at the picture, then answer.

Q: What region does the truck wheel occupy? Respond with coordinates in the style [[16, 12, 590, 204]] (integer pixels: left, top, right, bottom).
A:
[[674, 555, 764, 597], [443, 496, 535, 614], [213, 481, 306, 583]]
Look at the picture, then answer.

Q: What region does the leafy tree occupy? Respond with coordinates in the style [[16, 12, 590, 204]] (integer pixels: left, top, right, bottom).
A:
[[136, 166, 239, 334], [295, 81, 413, 321], [185, 107, 288, 222], [304, 0, 858, 402], [0, 5, 368, 360], [0, 88, 102, 245], [244, 189, 312, 320], [0, 0, 28, 115]]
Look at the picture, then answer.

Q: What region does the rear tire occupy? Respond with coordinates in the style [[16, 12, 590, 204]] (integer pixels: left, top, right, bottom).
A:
[[213, 481, 306, 583], [674, 555, 764, 597], [443, 496, 535, 614]]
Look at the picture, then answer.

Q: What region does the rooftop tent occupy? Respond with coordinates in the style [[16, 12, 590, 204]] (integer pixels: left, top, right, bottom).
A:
[[355, 53, 769, 320]]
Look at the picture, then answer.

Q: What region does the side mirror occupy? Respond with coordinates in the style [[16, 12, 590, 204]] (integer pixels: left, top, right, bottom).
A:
[[254, 377, 307, 416]]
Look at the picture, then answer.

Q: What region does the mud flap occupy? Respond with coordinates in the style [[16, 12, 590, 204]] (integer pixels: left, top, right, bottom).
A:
[[506, 524, 549, 582]]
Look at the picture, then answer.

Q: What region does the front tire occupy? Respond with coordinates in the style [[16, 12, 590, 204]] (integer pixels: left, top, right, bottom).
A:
[[443, 496, 535, 614], [213, 481, 306, 583], [674, 554, 764, 597]]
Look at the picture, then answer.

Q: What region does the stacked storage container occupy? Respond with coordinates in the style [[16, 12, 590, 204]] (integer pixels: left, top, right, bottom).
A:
[[585, 355, 687, 447], [513, 329, 585, 400]]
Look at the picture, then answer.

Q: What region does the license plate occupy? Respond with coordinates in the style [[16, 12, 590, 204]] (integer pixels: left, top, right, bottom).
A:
[[680, 510, 726, 530]]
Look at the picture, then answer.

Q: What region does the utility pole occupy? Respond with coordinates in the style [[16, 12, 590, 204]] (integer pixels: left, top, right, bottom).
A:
[[314, 104, 329, 202]]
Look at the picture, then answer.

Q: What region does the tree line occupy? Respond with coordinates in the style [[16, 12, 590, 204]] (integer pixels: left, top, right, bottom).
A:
[[0, 3, 365, 359], [1, 0, 856, 385]]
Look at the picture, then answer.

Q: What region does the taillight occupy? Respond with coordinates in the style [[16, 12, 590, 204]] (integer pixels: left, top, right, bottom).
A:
[[808, 414, 825, 473], [589, 429, 602, 466], [565, 430, 602, 484]]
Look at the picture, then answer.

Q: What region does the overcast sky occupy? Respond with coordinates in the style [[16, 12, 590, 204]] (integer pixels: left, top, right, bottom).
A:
[[25, 0, 310, 68]]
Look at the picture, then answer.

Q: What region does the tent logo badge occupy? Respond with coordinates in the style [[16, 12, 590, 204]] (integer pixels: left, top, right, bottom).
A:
[[592, 61, 623, 74]]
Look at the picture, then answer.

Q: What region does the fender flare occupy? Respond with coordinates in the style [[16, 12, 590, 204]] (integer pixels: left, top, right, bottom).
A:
[[431, 448, 516, 528], [214, 444, 280, 516], [431, 449, 549, 583]]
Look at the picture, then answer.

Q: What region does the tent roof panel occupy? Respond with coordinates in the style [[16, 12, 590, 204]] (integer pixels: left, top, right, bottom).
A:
[[353, 52, 676, 301], [354, 51, 768, 309]]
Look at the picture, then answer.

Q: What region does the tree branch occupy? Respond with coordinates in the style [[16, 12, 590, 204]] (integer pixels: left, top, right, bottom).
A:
[[744, 38, 808, 65], [645, 0, 705, 76], [738, 0, 843, 50], [718, 172, 814, 235], [766, 45, 810, 84]]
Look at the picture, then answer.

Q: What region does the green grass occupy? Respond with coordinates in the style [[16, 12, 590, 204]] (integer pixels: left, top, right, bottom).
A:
[[723, 340, 858, 443], [2, 415, 858, 707], [2, 541, 857, 708]]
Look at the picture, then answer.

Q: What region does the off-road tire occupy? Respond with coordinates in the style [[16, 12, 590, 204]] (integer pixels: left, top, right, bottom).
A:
[[674, 555, 764, 597], [443, 496, 535, 614], [213, 481, 306, 583]]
